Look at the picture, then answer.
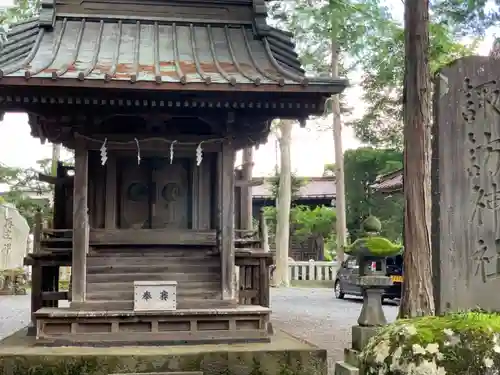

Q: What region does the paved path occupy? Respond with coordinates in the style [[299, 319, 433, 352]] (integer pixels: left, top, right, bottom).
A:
[[0, 289, 397, 373], [271, 287, 398, 371]]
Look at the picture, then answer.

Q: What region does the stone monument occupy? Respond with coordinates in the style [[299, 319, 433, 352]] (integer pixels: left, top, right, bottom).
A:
[[432, 56, 500, 314], [334, 216, 403, 375], [0, 203, 29, 295]]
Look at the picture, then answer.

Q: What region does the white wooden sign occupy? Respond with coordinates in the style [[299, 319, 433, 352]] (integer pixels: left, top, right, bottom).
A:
[[133, 280, 177, 311]]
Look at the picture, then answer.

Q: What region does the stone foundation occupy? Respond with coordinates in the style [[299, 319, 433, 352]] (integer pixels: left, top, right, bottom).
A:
[[334, 325, 380, 375], [0, 327, 327, 375], [35, 305, 271, 346]]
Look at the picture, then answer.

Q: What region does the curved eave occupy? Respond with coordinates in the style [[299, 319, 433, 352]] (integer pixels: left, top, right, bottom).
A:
[[0, 17, 348, 96]]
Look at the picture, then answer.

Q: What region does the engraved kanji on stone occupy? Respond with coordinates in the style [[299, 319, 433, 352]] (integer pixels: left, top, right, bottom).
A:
[[160, 290, 169, 301], [142, 290, 152, 301], [472, 239, 500, 283]]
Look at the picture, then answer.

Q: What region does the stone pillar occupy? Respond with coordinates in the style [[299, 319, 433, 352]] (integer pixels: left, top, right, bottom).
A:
[[71, 138, 89, 306]]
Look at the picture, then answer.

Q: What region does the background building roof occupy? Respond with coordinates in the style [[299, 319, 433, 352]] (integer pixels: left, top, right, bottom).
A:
[[371, 169, 403, 193], [252, 176, 336, 199]]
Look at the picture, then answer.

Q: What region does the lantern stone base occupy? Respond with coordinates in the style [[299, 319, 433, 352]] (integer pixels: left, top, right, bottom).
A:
[[0, 327, 327, 375], [335, 276, 391, 375]]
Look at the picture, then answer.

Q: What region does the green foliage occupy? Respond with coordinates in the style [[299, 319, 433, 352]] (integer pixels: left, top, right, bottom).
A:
[[360, 311, 500, 374], [345, 236, 402, 257], [263, 205, 336, 242], [291, 205, 336, 240], [267, 170, 306, 202], [267, 0, 393, 124], [432, 0, 500, 36], [0, 159, 53, 230], [349, 20, 478, 148], [344, 147, 403, 242]]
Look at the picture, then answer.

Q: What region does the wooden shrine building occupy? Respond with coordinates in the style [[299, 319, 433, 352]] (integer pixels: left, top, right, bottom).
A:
[[0, 0, 347, 346]]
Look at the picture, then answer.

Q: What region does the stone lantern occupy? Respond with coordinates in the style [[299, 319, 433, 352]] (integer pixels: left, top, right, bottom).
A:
[[335, 216, 403, 375]]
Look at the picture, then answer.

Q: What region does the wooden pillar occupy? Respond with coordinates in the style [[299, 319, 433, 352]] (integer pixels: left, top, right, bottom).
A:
[[218, 141, 236, 302], [241, 147, 254, 230], [105, 155, 117, 228], [71, 139, 89, 305], [30, 211, 42, 332]]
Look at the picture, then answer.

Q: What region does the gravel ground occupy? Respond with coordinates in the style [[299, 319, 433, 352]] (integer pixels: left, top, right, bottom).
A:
[[271, 287, 399, 372], [0, 289, 397, 373], [0, 295, 30, 339]]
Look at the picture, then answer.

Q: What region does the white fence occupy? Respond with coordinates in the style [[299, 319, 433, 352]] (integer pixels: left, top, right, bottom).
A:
[[288, 260, 338, 281]]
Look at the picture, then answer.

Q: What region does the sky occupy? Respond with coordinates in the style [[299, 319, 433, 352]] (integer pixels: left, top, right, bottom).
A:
[[0, 0, 496, 177]]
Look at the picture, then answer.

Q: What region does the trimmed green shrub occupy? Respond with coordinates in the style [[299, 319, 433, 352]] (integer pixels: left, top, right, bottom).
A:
[[345, 236, 402, 257], [360, 312, 500, 375]]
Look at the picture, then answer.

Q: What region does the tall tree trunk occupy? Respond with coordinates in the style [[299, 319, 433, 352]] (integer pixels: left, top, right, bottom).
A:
[[274, 120, 293, 287], [400, 0, 434, 317], [331, 42, 347, 264]]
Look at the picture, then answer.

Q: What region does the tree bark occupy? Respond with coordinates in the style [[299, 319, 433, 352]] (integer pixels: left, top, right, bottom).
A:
[[274, 120, 293, 287], [331, 42, 347, 264], [400, 0, 435, 317]]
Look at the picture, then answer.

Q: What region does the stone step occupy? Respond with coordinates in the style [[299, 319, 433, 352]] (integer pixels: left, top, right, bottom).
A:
[[344, 348, 360, 368], [334, 361, 359, 375], [86, 272, 219, 283], [35, 305, 270, 346]]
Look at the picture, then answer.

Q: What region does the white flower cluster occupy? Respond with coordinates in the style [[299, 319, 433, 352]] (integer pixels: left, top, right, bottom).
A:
[[360, 321, 500, 375]]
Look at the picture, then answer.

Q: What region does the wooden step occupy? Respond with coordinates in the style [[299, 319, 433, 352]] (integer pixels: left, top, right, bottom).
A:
[[88, 248, 215, 257], [86, 264, 221, 274], [71, 298, 234, 311], [86, 272, 219, 283], [41, 238, 72, 243], [86, 281, 220, 293], [86, 289, 221, 301], [87, 254, 220, 266]]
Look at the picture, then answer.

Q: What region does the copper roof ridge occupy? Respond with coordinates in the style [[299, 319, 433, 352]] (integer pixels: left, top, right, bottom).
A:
[[225, 25, 261, 85], [52, 18, 85, 79], [104, 20, 122, 82], [206, 25, 236, 86], [0, 27, 43, 77], [190, 23, 211, 85], [25, 18, 67, 78], [78, 20, 104, 81]]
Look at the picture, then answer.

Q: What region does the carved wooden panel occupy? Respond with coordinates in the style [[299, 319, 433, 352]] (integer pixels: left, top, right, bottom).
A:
[[151, 158, 190, 229], [119, 158, 149, 229], [433, 56, 500, 313]]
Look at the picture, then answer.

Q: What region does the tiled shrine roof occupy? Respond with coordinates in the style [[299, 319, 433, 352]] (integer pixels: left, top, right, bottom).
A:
[[371, 169, 403, 193], [0, 17, 347, 91]]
